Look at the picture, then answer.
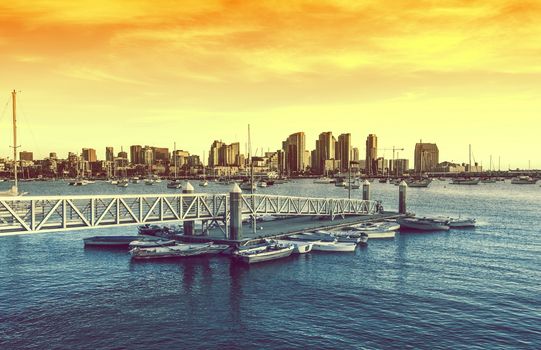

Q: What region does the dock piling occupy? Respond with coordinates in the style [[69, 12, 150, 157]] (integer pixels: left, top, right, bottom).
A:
[[399, 180, 407, 214], [183, 182, 195, 235], [362, 180, 370, 201], [229, 183, 243, 240]]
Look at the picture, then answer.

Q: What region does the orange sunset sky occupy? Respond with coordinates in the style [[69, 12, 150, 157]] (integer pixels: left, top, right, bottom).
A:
[[0, 0, 540, 168]]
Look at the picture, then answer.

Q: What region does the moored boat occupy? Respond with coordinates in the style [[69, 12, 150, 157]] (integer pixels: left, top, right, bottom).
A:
[[130, 242, 212, 259], [398, 217, 450, 231], [510, 176, 537, 185], [232, 242, 294, 264], [450, 178, 480, 185], [274, 239, 313, 254], [128, 239, 177, 248], [83, 235, 142, 248]]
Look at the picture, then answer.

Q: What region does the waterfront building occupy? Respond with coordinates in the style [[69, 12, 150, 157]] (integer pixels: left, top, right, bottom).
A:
[[365, 134, 377, 175], [283, 132, 306, 174], [337, 133, 351, 172], [414, 141, 439, 173], [208, 140, 223, 168], [82, 148, 97, 163], [153, 147, 169, 164], [130, 145, 143, 165], [208, 140, 242, 168], [19, 151, 33, 162], [142, 146, 154, 167], [105, 147, 114, 162], [316, 132, 335, 174], [352, 147, 360, 162], [435, 161, 465, 173], [391, 159, 410, 175]]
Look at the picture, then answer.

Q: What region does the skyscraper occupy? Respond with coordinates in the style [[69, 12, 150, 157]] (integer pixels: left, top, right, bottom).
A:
[[316, 131, 335, 174], [283, 132, 306, 174], [208, 140, 223, 167], [352, 147, 360, 162], [130, 145, 142, 165], [106, 147, 114, 162], [337, 133, 351, 172], [414, 141, 439, 173], [82, 148, 97, 162], [365, 134, 377, 175]]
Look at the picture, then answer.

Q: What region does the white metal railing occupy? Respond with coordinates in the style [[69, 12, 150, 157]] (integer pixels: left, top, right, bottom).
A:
[[0, 193, 377, 235]]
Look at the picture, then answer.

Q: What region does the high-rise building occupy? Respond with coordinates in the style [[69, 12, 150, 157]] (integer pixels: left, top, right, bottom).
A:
[[414, 141, 439, 173], [337, 133, 351, 172], [352, 147, 360, 162], [316, 132, 335, 174], [208, 140, 223, 167], [391, 159, 409, 175], [130, 145, 142, 165], [118, 150, 128, 160], [82, 148, 97, 162], [106, 147, 114, 162], [283, 132, 306, 174], [365, 134, 378, 175], [19, 151, 33, 161], [153, 147, 169, 164], [142, 146, 154, 166]]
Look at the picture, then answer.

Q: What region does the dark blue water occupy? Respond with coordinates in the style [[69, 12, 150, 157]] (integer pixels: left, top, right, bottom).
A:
[[1, 180, 540, 349]]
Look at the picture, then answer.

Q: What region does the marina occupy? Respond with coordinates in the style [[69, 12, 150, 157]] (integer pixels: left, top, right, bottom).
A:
[[1, 171, 540, 350]]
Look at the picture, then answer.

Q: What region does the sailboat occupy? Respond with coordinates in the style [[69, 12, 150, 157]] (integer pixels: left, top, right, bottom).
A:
[[199, 150, 208, 187], [451, 144, 480, 185], [167, 142, 182, 189], [406, 148, 431, 188], [240, 124, 256, 192], [0, 90, 27, 196]]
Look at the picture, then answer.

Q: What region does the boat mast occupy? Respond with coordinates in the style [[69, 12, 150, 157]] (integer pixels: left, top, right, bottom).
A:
[[468, 144, 472, 173], [12, 90, 19, 192], [248, 124, 254, 194], [173, 142, 177, 179]]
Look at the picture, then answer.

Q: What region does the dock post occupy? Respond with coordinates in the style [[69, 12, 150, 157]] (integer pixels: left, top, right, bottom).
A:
[[183, 182, 195, 235], [362, 180, 370, 201], [229, 183, 243, 240], [399, 180, 407, 214]]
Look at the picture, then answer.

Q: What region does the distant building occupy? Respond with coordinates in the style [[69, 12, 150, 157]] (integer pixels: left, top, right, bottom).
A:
[[19, 151, 33, 162], [283, 132, 306, 174], [315, 132, 335, 174], [143, 146, 154, 166], [435, 161, 465, 173], [153, 147, 169, 164], [82, 148, 97, 162], [130, 145, 142, 165], [414, 141, 439, 173], [208, 140, 223, 167], [391, 159, 409, 175], [49, 152, 57, 159], [337, 133, 351, 172], [352, 147, 360, 162], [208, 140, 241, 167], [106, 147, 114, 162], [365, 134, 377, 175], [118, 150, 128, 160]]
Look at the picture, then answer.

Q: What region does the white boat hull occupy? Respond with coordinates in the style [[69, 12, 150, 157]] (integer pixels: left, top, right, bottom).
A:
[[275, 240, 313, 254], [312, 241, 356, 252]]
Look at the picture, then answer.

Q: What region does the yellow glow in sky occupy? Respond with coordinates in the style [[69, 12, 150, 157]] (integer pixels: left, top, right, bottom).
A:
[[0, 0, 540, 168]]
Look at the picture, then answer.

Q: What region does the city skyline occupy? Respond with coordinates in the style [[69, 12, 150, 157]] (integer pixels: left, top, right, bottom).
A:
[[1, 1, 540, 169]]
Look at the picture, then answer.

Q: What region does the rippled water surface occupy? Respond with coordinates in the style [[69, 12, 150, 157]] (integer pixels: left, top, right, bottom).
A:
[[0, 180, 540, 349]]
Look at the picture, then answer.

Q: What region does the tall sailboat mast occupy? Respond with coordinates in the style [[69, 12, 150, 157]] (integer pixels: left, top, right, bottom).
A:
[[248, 124, 254, 194], [12, 90, 19, 192]]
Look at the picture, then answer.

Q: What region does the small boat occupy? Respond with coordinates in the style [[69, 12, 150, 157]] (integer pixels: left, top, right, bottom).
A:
[[334, 180, 346, 187], [240, 182, 257, 191], [117, 179, 129, 187], [128, 239, 177, 248], [232, 242, 294, 264], [353, 221, 400, 232], [154, 178, 162, 183], [313, 177, 333, 184], [378, 178, 388, 183], [167, 180, 182, 189], [83, 235, 142, 248], [289, 231, 336, 242], [450, 178, 480, 185], [131, 177, 140, 184], [144, 178, 154, 185], [199, 180, 208, 187], [398, 217, 450, 231], [130, 242, 212, 259], [138, 224, 164, 236], [110, 180, 118, 185], [274, 240, 313, 254], [406, 178, 431, 188], [257, 181, 267, 188], [511, 176, 537, 185], [330, 229, 369, 244], [312, 240, 357, 252]]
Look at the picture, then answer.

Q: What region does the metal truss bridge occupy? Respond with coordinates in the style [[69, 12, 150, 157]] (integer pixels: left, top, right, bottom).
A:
[[0, 193, 378, 236]]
